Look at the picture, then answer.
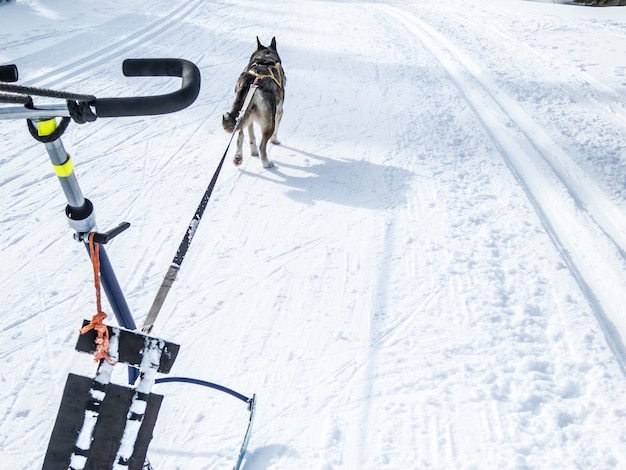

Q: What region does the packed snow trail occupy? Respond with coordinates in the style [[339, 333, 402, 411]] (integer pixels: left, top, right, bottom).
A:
[[372, 3, 626, 371], [1, 0, 626, 469]]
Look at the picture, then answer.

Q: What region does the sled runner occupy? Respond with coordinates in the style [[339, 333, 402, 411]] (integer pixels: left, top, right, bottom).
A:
[[0, 59, 256, 469]]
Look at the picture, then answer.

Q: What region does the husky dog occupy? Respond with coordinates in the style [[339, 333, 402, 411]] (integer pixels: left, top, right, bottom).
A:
[[222, 37, 286, 169]]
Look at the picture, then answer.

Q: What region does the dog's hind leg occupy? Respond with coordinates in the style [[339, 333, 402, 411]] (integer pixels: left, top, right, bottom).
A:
[[248, 123, 259, 157], [270, 101, 283, 145], [234, 128, 245, 166], [259, 126, 275, 169]]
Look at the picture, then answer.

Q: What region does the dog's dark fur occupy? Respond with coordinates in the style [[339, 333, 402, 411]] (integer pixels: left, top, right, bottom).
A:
[[222, 37, 286, 169]]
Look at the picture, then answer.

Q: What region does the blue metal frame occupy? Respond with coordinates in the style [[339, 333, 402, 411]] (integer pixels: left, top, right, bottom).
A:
[[42, 133, 139, 384]]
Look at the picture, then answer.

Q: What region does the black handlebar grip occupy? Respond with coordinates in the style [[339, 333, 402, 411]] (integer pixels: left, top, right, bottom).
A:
[[0, 64, 18, 83], [93, 58, 201, 117]]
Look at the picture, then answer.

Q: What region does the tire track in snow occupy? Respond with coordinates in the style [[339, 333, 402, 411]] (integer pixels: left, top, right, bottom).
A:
[[372, 4, 626, 372]]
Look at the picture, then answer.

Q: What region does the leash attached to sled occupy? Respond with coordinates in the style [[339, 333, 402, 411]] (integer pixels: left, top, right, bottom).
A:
[[134, 81, 258, 470], [141, 82, 258, 334]]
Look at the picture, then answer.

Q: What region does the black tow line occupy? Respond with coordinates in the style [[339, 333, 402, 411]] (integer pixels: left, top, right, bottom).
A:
[[141, 82, 259, 334]]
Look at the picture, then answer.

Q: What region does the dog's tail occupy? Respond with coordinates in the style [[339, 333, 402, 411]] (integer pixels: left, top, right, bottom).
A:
[[222, 75, 255, 133], [222, 112, 237, 133]]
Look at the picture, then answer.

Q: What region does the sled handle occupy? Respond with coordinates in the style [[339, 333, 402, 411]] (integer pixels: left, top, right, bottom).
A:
[[0, 64, 18, 83], [0, 59, 201, 120], [93, 58, 201, 117]]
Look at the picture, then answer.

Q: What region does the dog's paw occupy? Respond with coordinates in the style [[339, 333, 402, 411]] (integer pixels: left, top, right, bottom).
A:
[[233, 156, 243, 166], [270, 138, 281, 145], [262, 160, 274, 169]]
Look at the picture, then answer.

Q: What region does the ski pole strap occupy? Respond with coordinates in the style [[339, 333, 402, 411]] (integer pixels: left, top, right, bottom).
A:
[[141, 84, 258, 334]]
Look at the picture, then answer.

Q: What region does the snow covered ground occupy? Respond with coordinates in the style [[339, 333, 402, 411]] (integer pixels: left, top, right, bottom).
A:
[[2, 0, 626, 468]]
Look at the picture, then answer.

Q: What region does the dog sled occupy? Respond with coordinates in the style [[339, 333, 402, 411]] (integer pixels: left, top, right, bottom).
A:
[[0, 59, 256, 469]]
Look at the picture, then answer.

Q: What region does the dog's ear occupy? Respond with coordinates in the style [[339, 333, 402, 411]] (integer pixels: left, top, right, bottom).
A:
[[256, 36, 263, 50], [270, 37, 277, 50]]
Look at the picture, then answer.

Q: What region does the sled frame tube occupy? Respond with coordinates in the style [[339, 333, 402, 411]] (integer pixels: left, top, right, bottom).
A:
[[43, 134, 139, 384]]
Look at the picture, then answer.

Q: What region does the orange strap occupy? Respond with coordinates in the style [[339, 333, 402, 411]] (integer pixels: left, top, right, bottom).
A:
[[80, 233, 116, 364]]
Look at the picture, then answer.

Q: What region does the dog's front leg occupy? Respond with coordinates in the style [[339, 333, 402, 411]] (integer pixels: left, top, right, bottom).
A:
[[234, 129, 245, 166]]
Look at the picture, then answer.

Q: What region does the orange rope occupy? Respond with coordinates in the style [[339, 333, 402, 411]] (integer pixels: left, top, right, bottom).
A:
[[80, 233, 116, 364]]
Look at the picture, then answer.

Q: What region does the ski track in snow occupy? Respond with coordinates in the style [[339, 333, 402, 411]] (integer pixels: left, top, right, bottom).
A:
[[17, 0, 206, 89], [2, 0, 626, 469], [371, 2, 626, 369]]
